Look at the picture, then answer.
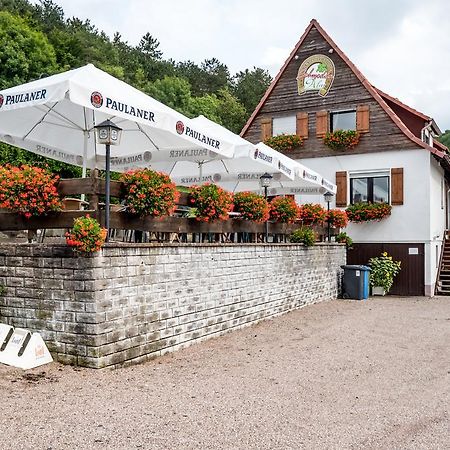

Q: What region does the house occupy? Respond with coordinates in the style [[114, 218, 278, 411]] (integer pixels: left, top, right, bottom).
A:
[[241, 19, 450, 296]]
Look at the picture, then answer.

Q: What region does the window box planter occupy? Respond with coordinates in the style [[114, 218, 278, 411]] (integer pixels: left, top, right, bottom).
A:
[[263, 134, 303, 152], [324, 130, 360, 150]]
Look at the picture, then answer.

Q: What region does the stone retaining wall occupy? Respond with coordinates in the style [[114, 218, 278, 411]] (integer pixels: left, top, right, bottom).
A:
[[0, 243, 345, 368]]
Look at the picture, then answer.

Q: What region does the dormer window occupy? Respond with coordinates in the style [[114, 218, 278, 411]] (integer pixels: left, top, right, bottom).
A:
[[330, 110, 356, 132], [272, 116, 296, 136]]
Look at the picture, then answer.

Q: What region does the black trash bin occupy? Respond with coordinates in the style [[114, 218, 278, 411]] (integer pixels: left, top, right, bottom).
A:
[[340, 265, 371, 300]]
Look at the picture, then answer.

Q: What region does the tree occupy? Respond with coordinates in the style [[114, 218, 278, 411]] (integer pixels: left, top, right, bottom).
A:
[[146, 76, 192, 115], [137, 32, 163, 59], [438, 130, 450, 150], [200, 57, 230, 94], [215, 88, 247, 134], [233, 67, 272, 116], [0, 11, 58, 89]]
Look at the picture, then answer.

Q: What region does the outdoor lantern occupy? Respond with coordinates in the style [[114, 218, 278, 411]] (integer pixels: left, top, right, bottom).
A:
[[260, 172, 273, 243], [94, 119, 123, 242], [259, 172, 273, 188], [323, 191, 334, 242], [94, 119, 122, 146], [323, 191, 334, 204]]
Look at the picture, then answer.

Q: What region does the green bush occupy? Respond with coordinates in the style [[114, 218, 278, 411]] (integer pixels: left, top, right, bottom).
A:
[[369, 252, 401, 293], [335, 231, 353, 248], [290, 227, 316, 246]]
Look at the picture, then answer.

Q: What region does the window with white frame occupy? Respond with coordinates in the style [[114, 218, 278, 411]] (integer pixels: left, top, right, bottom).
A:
[[272, 116, 296, 136], [349, 170, 390, 204], [330, 110, 356, 132]]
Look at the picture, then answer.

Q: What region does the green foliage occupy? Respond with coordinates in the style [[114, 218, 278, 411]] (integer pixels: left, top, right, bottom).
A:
[[0, 10, 57, 89], [368, 252, 401, 293], [438, 130, 450, 150], [232, 67, 272, 116], [290, 227, 316, 246], [335, 231, 353, 248]]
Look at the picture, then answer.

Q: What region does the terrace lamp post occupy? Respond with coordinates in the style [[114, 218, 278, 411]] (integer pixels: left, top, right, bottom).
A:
[[323, 191, 334, 243], [260, 172, 273, 243], [94, 119, 122, 242]]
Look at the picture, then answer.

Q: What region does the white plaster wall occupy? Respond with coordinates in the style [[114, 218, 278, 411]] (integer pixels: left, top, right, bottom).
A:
[[425, 156, 447, 294], [296, 149, 449, 296], [296, 149, 432, 243]]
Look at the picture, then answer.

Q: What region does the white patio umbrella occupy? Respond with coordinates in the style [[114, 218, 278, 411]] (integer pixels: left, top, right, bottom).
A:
[[161, 115, 296, 186], [0, 64, 239, 176]]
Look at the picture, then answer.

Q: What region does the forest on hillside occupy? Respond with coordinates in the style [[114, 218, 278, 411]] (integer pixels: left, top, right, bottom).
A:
[[0, 0, 272, 176]]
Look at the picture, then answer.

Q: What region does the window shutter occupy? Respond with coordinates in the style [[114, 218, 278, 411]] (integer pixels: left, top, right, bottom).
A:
[[260, 117, 272, 141], [391, 168, 404, 205], [335, 171, 348, 207], [356, 105, 370, 133], [316, 110, 329, 138], [296, 112, 308, 139]]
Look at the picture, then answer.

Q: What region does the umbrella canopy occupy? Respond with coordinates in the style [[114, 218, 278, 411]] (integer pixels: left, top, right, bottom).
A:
[[163, 115, 296, 186], [0, 64, 239, 173]]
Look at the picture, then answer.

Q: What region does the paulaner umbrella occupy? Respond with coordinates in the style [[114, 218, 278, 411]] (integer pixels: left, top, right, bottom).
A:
[[0, 64, 240, 176]]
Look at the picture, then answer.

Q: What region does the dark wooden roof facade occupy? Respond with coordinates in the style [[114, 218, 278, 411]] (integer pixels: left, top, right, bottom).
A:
[[241, 20, 445, 160]]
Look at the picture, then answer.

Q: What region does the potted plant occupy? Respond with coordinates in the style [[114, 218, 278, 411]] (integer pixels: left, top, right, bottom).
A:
[[269, 196, 299, 223], [263, 134, 303, 152], [233, 191, 269, 222], [298, 203, 326, 225], [324, 130, 360, 150], [290, 227, 316, 246], [368, 252, 401, 295], [326, 209, 348, 228], [66, 215, 107, 255], [189, 183, 234, 222], [120, 168, 179, 217], [335, 231, 353, 248], [346, 202, 392, 222], [0, 164, 62, 218]]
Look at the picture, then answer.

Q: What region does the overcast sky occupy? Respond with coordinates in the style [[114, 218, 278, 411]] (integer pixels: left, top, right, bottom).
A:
[[35, 0, 450, 130]]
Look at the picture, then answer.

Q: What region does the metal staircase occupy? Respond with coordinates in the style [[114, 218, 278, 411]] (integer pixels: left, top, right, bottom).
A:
[[436, 233, 450, 295]]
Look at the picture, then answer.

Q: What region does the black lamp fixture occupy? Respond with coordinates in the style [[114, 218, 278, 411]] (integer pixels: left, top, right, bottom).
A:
[[260, 172, 273, 243], [94, 119, 122, 242], [323, 191, 334, 242]]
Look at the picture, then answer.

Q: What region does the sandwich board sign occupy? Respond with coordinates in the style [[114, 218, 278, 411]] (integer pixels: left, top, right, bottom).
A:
[[0, 325, 53, 370]]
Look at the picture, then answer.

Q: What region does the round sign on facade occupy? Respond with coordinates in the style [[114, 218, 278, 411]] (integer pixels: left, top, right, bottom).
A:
[[297, 54, 335, 97]]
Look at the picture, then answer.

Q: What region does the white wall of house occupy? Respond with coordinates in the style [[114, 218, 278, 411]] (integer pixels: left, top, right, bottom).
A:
[[296, 148, 448, 296]]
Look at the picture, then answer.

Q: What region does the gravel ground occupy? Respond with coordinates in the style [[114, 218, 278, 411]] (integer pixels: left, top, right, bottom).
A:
[[0, 296, 449, 450]]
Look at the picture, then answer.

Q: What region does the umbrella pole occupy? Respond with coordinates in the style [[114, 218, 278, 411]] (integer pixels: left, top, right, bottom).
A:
[[199, 162, 203, 184], [105, 143, 111, 242], [81, 130, 88, 202]]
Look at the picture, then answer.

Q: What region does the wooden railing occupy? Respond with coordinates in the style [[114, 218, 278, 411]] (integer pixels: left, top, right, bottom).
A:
[[0, 173, 330, 241]]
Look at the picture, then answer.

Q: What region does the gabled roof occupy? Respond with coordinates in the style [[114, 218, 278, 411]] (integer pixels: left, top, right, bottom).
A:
[[241, 19, 445, 159]]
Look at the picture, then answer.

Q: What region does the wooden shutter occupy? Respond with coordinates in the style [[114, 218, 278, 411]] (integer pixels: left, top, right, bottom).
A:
[[296, 112, 308, 139], [260, 117, 272, 141], [356, 105, 370, 133], [316, 110, 329, 138], [336, 171, 348, 207], [391, 168, 404, 205]]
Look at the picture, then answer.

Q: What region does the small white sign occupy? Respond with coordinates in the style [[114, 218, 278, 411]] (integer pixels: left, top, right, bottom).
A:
[[355, 270, 360, 277], [408, 248, 419, 255]]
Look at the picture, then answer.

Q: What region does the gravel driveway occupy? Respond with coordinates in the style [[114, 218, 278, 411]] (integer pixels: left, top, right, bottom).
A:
[[0, 296, 449, 450]]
